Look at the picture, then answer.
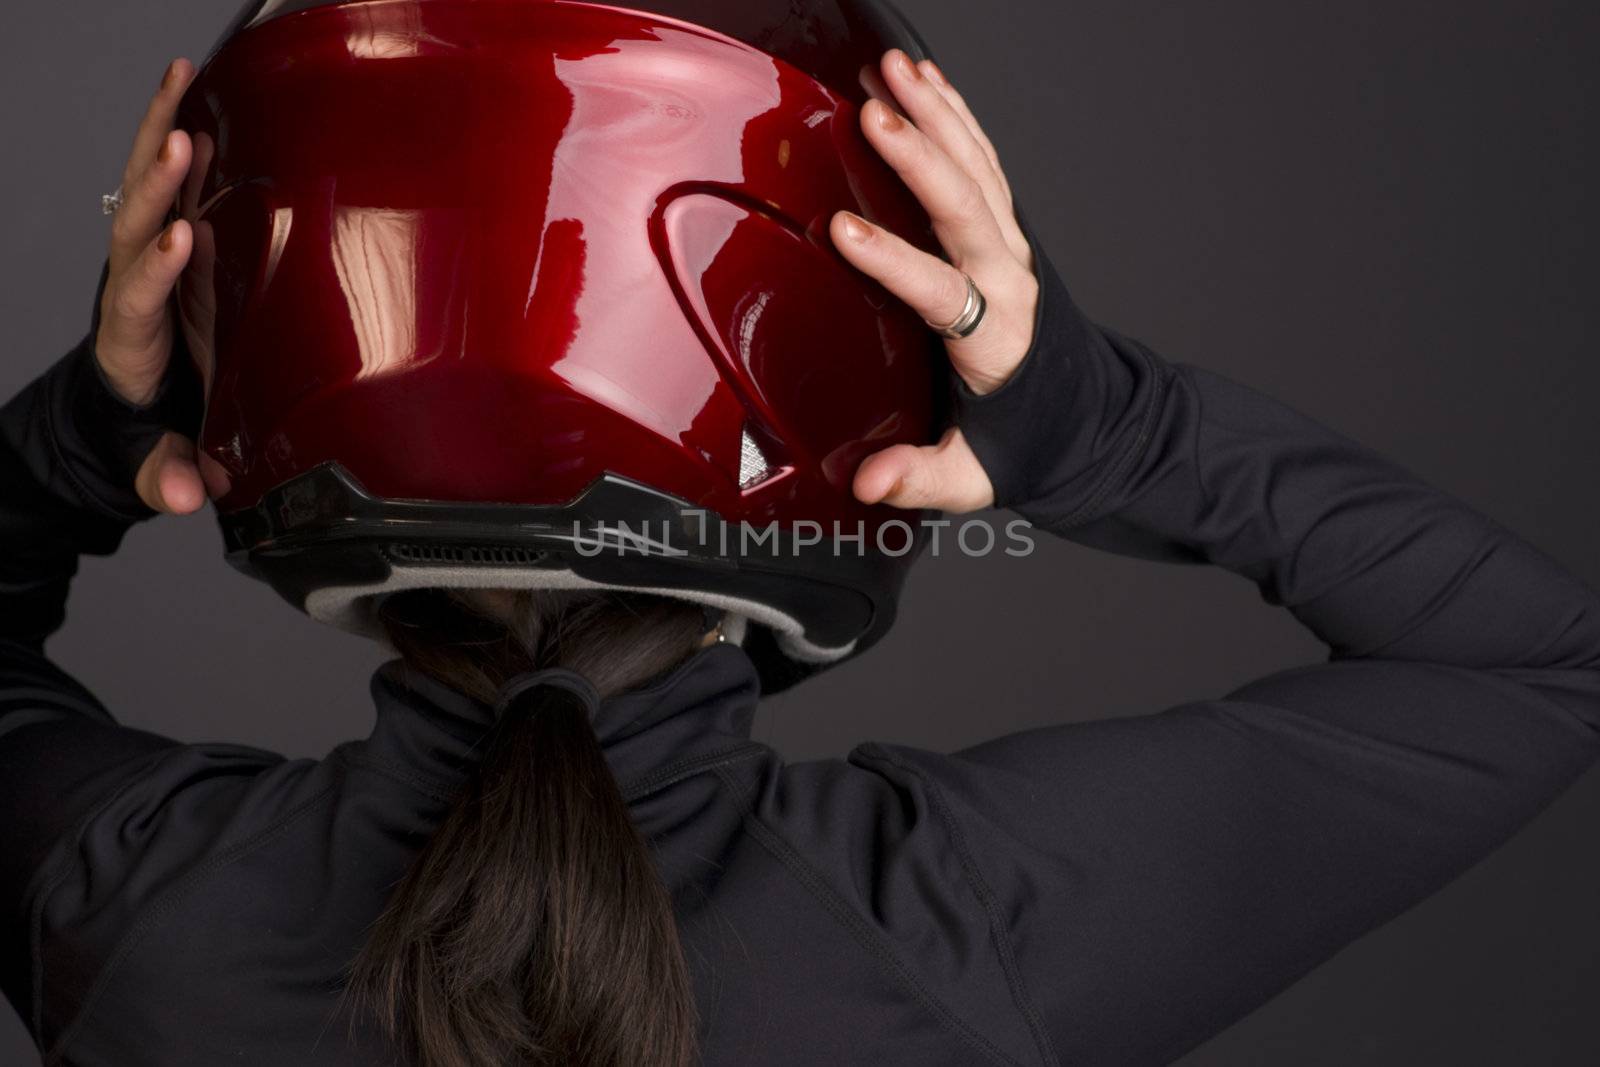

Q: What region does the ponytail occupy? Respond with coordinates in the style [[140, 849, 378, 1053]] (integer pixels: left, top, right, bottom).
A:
[[348, 589, 706, 1066]]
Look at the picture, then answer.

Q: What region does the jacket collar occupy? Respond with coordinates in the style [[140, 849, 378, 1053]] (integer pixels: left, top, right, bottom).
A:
[[361, 642, 763, 797]]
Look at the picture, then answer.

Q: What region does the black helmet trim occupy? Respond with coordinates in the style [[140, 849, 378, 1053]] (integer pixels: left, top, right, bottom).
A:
[[220, 462, 922, 691]]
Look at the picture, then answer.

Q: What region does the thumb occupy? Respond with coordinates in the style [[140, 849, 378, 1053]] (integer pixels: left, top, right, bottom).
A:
[[852, 427, 995, 513], [134, 432, 207, 516]]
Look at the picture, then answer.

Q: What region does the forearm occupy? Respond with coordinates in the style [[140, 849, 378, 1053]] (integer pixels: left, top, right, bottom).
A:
[[0, 277, 203, 1018], [1, 359, 140, 648], [0, 266, 176, 653], [960, 222, 1600, 685], [923, 229, 1600, 1060]]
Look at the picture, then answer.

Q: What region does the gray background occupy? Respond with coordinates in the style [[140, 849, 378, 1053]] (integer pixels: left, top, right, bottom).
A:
[[4, 1, 1597, 1063]]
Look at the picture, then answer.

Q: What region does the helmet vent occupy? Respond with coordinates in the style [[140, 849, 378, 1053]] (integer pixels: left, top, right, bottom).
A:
[[388, 543, 548, 567], [739, 427, 774, 490]]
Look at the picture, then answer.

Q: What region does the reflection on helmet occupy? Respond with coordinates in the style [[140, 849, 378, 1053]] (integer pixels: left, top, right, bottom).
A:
[[178, 0, 946, 692]]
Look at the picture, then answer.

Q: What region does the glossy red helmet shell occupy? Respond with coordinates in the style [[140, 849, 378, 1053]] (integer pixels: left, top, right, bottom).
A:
[[178, 0, 946, 690]]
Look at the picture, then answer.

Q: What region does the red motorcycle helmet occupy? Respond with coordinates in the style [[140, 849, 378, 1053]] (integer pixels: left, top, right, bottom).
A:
[[176, 0, 949, 691]]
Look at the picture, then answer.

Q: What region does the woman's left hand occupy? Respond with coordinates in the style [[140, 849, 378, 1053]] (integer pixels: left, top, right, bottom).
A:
[[96, 58, 206, 516], [834, 50, 1040, 515]]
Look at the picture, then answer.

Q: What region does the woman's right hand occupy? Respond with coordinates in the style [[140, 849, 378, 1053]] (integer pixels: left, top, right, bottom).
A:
[[834, 50, 1041, 515], [94, 58, 206, 516]]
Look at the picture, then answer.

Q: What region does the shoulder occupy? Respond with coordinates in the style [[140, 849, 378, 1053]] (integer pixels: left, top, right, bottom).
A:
[[20, 739, 343, 1045], [719, 740, 1006, 941], [693, 742, 1053, 1066]]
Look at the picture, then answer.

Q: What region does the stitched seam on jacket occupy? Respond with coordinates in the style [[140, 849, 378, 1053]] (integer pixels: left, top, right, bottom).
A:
[[622, 741, 767, 802], [333, 742, 768, 807], [1060, 339, 1172, 530], [44, 783, 341, 1062], [857, 745, 1062, 1067], [334, 748, 461, 803], [25, 745, 179, 1041], [713, 764, 1025, 1067]]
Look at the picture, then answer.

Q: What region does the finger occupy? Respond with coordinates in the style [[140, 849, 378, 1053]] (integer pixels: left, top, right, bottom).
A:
[[123, 59, 195, 191], [103, 219, 192, 346], [831, 210, 1037, 391], [881, 52, 1029, 267], [180, 130, 216, 220], [854, 61, 905, 122], [98, 221, 193, 405], [832, 209, 971, 323], [110, 129, 193, 274], [915, 59, 1032, 271], [134, 433, 207, 516], [859, 96, 1009, 270], [853, 428, 995, 513], [198, 450, 234, 502], [180, 217, 219, 395], [919, 60, 1012, 203]]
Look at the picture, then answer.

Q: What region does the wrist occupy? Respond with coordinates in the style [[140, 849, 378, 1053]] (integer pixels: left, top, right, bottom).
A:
[[952, 217, 1072, 507], [24, 263, 203, 524], [953, 215, 1171, 521]]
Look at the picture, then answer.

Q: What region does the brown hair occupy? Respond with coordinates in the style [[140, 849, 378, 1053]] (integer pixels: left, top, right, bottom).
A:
[[345, 587, 707, 1066]]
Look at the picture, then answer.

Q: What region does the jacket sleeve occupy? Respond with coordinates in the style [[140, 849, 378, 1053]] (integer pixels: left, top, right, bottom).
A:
[[0, 276, 197, 1014], [867, 218, 1600, 1065]]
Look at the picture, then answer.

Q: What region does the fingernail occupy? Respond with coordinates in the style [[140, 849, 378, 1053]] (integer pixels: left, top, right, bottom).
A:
[[162, 60, 179, 90], [839, 212, 871, 243], [158, 224, 175, 253], [157, 132, 172, 165], [925, 61, 950, 87], [897, 51, 922, 81], [876, 103, 905, 133]]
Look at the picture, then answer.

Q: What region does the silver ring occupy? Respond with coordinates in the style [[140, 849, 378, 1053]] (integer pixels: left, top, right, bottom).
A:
[[927, 274, 987, 340], [101, 186, 125, 216]]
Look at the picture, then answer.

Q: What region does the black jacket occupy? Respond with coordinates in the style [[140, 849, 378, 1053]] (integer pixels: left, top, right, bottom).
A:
[[3, 235, 1599, 1066]]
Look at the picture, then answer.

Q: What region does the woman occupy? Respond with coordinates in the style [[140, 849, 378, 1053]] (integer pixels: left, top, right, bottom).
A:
[[4, 15, 1599, 1067]]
